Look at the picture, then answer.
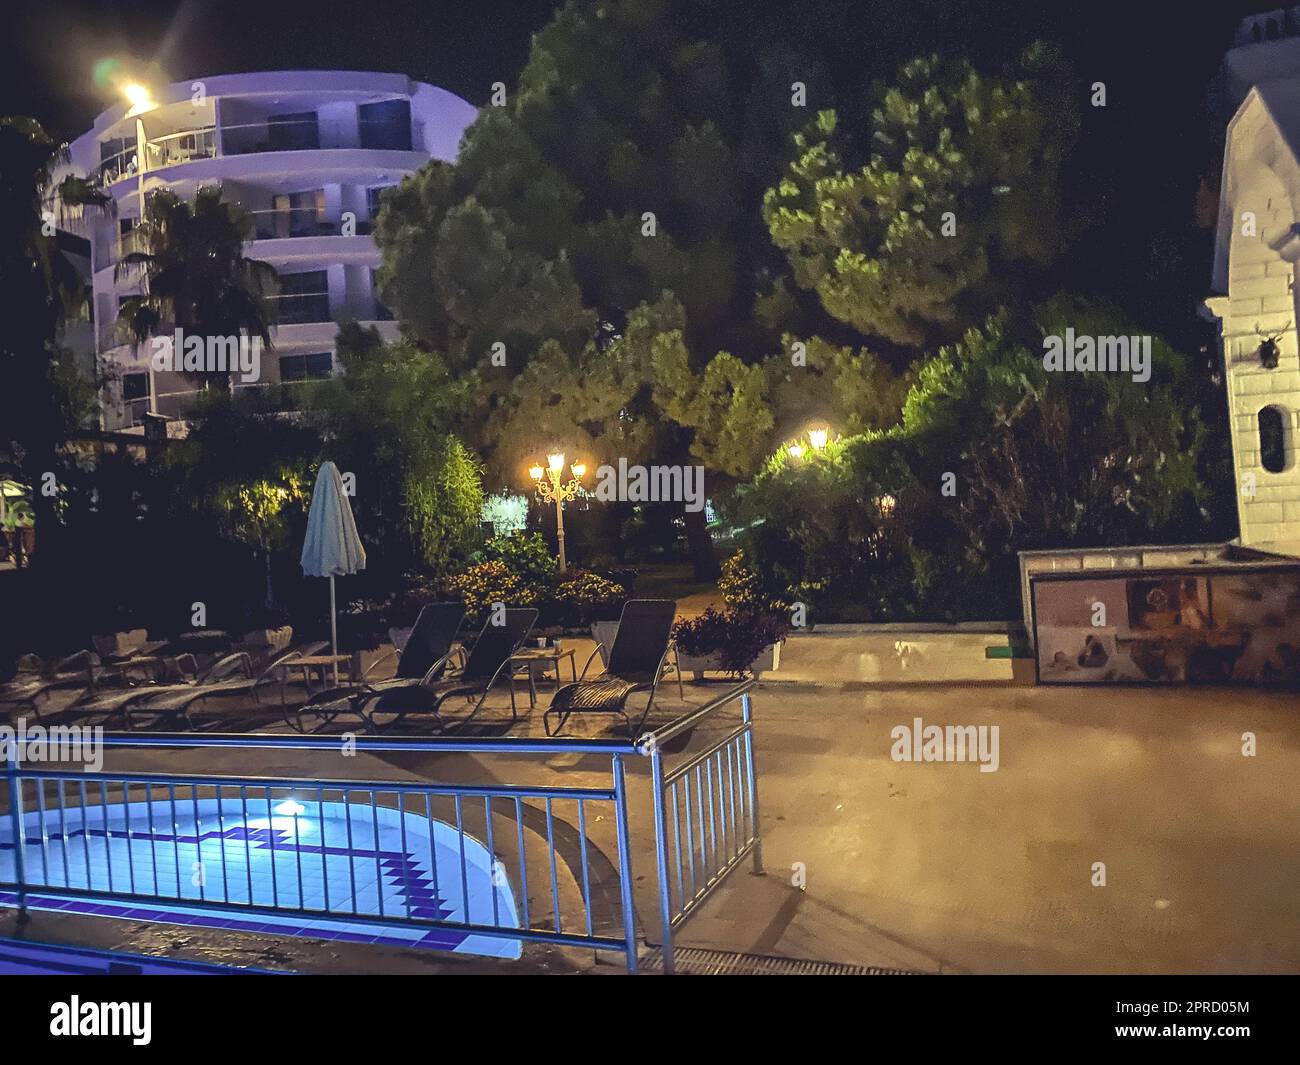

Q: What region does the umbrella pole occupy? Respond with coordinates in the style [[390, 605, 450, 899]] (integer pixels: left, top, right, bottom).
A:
[[329, 575, 339, 686]]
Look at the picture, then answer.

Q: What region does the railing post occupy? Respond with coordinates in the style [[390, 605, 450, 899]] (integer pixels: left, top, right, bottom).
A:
[[610, 754, 640, 973], [648, 742, 675, 975], [741, 692, 764, 874], [4, 745, 27, 918]]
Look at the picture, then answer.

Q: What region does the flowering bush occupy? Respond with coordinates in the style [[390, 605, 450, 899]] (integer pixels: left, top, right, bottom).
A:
[[552, 570, 629, 627], [442, 559, 543, 623], [718, 550, 789, 614], [443, 536, 630, 630], [672, 607, 790, 676]]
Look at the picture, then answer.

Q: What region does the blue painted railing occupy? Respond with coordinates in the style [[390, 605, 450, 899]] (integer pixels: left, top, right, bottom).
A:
[[1, 683, 760, 974]]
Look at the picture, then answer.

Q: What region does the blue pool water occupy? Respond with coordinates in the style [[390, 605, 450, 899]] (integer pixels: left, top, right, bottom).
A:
[[0, 798, 521, 959]]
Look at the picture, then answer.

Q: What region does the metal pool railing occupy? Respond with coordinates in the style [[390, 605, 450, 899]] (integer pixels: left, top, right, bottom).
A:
[[647, 688, 762, 974], [0, 683, 761, 974]]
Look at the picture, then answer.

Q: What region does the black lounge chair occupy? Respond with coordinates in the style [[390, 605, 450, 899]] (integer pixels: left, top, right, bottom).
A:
[[118, 645, 334, 730], [72, 644, 324, 730], [543, 598, 680, 738], [299, 607, 537, 734], [0, 651, 108, 718], [285, 603, 465, 732], [69, 651, 250, 729]]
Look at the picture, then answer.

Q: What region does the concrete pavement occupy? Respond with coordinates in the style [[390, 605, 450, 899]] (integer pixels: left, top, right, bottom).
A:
[[4, 638, 1298, 974]]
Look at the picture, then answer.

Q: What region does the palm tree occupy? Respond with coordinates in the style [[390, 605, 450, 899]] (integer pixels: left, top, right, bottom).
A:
[[0, 116, 110, 567], [115, 185, 278, 395]]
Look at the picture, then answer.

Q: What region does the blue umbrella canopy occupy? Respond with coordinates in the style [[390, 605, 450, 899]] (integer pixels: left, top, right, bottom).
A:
[[301, 462, 366, 677]]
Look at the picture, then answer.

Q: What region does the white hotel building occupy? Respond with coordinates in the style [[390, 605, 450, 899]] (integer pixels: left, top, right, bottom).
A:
[[58, 71, 475, 431]]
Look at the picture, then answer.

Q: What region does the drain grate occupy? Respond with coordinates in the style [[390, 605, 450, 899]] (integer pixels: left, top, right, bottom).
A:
[[640, 947, 923, 975]]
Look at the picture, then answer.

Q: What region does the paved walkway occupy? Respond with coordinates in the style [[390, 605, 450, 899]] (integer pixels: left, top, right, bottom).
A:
[[5, 639, 1299, 974]]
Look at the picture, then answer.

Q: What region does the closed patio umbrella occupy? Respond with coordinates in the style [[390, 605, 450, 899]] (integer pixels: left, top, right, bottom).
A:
[[301, 461, 366, 683]]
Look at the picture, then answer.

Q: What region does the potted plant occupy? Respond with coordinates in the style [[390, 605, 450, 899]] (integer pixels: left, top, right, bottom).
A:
[[671, 608, 789, 681]]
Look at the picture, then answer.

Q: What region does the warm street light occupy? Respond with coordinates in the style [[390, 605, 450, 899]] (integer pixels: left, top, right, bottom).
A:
[[530, 453, 586, 570], [784, 423, 833, 463], [123, 83, 155, 117]]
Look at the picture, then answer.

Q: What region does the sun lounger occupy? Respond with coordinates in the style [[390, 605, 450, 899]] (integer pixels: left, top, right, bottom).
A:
[[543, 599, 680, 737], [296, 607, 537, 734]]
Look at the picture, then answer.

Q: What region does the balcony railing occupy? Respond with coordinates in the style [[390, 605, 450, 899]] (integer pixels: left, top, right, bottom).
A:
[[94, 127, 218, 187], [91, 118, 421, 187], [220, 118, 421, 157], [244, 207, 339, 240], [268, 291, 332, 326]]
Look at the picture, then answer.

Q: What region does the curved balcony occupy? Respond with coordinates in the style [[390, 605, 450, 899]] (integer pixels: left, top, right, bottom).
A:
[[93, 118, 425, 190]]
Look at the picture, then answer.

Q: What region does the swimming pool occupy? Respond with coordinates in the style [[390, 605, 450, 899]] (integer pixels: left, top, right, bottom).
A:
[[0, 798, 522, 959]]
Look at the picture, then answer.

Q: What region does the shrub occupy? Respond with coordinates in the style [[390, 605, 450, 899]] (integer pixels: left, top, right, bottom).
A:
[[442, 559, 543, 623], [672, 607, 790, 676], [733, 305, 1221, 622], [478, 532, 557, 585], [384, 583, 441, 628], [718, 549, 788, 614], [551, 570, 630, 627]]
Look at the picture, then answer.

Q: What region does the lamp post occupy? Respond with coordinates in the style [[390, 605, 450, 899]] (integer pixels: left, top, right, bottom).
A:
[[122, 83, 158, 414], [529, 452, 586, 571]]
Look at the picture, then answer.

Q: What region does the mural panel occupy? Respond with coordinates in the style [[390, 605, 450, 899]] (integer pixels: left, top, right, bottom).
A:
[[1033, 568, 1300, 684]]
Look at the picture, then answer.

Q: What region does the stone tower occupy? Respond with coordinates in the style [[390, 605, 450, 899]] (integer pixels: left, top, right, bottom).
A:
[[1205, 11, 1300, 557]]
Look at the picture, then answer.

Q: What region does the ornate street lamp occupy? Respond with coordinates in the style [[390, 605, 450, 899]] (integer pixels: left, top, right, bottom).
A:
[[529, 452, 586, 570], [784, 424, 833, 464]]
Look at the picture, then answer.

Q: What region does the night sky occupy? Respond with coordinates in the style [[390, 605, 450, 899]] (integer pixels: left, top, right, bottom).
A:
[[0, 0, 1281, 341]]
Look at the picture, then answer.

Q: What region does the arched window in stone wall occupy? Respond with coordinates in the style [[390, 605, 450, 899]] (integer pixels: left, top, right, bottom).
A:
[[1259, 405, 1287, 472]]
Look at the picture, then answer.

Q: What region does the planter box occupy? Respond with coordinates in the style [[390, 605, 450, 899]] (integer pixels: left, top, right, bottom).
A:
[[241, 626, 293, 653], [677, 641, 782, 681], [91, 629, 149, 659]]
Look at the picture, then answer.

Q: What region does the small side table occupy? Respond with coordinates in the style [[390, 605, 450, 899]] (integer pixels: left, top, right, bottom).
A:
[[509, 647, 579, 708], [284, 654, 356, 693]]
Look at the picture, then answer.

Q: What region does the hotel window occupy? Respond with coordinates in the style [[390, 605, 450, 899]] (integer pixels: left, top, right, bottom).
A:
[[367, 185, 394, 221], [267, 111, 320, 151], [279, 351, 334, 381], [122, 373, 149, 402], [1259, 406, 1288, 473], [268, 190, 327, 238], [272, 270, 330, 324], [358, 99, 412, 151]]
